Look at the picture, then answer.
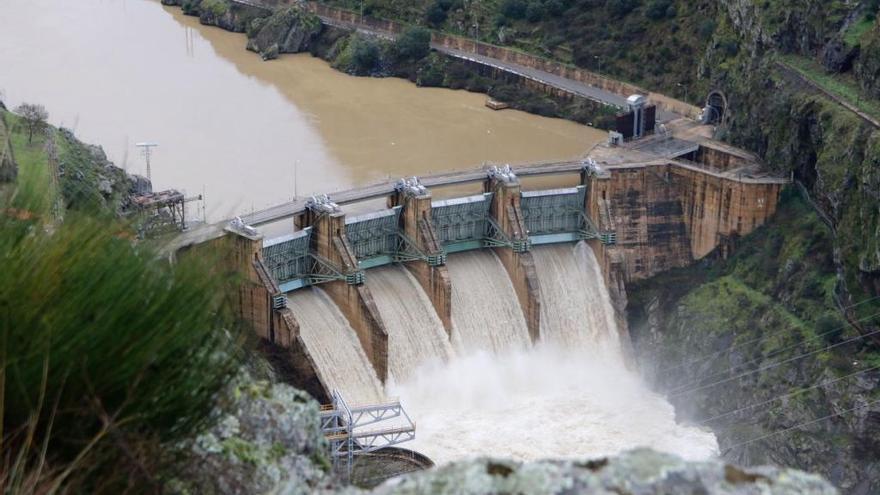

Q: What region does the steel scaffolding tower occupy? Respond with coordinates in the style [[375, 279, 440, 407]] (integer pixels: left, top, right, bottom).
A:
[[320, 391, 416, 480]]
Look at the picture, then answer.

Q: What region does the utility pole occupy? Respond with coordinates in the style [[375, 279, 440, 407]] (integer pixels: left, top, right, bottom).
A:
[[136, 142, 158, 182], [293, 160, 299, 200]]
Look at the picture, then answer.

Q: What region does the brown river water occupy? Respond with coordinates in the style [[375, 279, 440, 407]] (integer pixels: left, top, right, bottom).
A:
[[0, 0, 603, 221]]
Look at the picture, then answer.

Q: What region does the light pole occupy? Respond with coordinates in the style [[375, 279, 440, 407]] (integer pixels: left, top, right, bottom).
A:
[[677, 82, 689, 103], [594, 55, 602, 74]]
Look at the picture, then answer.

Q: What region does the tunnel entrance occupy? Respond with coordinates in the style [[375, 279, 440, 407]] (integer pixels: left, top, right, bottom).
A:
[[703, 90, 727, 125]]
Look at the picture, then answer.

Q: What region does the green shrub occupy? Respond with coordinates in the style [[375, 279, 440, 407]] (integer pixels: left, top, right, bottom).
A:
[[525, 1, 546, 22], [425, 2, 448, 26], [545, 0, 567, 16], [645, 0, 672, 20], [200, 0, 229, 17], [606, 0, 639, 18], [816, 314, 845, 344], [500, 0, 528, 20], [394, 26, 432, 61], [416, 53, 447, 86], [333, 35, 382, 75], [0, 193, 243, 491], [698, 18, 717, 40]]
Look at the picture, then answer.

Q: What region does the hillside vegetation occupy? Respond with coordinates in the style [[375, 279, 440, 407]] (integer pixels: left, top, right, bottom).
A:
[[0, 104, 245, 493]]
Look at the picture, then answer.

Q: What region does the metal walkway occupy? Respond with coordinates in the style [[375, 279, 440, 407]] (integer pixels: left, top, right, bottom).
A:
[[320, 391, 416, 479]]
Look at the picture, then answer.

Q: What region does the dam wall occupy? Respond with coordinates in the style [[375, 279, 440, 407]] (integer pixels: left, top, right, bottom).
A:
[[176, 225, 327, 397], [176, 123, 788, 402], [586, 161, 785, 281]]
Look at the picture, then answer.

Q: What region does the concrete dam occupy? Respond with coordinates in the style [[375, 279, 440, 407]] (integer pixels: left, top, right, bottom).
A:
[[179, 118, 786, 465]]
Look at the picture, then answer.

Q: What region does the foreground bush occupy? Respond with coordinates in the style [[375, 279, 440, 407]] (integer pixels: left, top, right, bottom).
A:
[[0, 197, 244, 493]]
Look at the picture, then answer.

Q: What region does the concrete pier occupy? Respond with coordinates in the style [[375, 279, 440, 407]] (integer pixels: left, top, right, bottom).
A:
[[485, 168, 542, 343], [295, 201, 390, 384], [388, 182, 453, 335]]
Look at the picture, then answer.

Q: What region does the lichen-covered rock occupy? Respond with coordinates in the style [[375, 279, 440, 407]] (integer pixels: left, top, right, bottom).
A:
[[169, 369, 334, 495], [369, 449, 837, 495], [246, 6, 323, 60]]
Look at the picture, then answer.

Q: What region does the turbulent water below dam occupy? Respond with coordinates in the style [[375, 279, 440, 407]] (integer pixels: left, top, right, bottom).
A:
[[291, 243, 719, 464]]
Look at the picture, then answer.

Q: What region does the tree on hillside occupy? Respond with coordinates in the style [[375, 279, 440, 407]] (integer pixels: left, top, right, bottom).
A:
[[394, 26, 432, 61], [15, 103, 49, 144]]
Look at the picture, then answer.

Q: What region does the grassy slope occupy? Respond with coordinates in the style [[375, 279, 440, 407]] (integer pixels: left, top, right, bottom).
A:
[[0, 107, 243, 493], [2, 110, 57, 215], [780, 53, 880, 121]]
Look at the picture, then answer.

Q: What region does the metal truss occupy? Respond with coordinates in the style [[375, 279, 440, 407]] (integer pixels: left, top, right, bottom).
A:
[[320, 391, 416, 480]]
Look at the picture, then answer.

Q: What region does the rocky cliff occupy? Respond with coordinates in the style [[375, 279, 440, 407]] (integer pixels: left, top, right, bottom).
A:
[[246, 6, 323, 60], [627, 191, 880, 494]]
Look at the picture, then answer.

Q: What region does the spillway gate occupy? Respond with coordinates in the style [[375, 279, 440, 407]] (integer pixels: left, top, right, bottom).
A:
[[260, 176, 615, 294], [262, 228, 363, 292], [522, 186, 615, 245]]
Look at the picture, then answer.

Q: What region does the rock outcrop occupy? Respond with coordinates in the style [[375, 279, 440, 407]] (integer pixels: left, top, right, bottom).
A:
[[246, 6, 323, 60], [161, 0, 269, 33], [55, 128, 149, 214], [169, 368, 334, 495], [368, 450, 837, 495]]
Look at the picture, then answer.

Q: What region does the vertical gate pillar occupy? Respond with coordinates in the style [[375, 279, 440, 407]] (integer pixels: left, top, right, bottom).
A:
[[484, 166, 542, 342], [389, 178, 453, 335], [296, 196, 389, 384]]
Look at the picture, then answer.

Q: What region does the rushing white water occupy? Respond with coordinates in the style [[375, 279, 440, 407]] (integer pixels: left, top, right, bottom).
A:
[[365, 265, 454, 383], [287, 288, 384, 405], [390, 242, 718, 465], [445, 251, 532, 354], [532, 243, 621, 352]]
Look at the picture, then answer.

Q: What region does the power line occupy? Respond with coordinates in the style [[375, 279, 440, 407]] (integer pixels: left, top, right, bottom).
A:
[[652, 295, 880, 376], [667, 310, 880, 396], [696, 364, 880, 426], [670, 325, 880, 399], [723, 397, 880, 454]]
